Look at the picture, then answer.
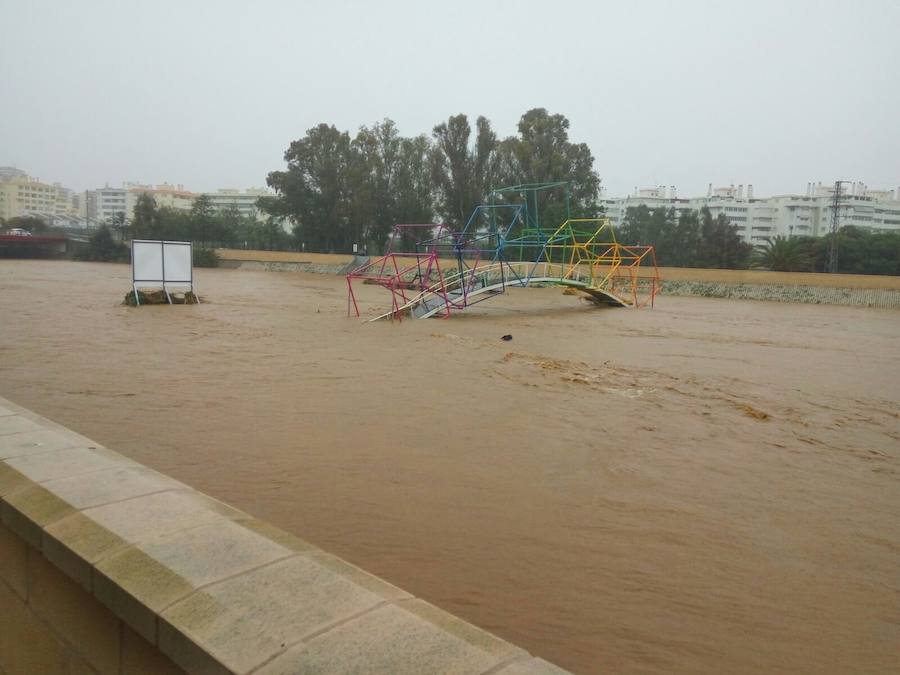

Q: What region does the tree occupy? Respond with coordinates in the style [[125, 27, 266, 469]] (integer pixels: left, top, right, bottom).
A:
[[493, 109, 601, 225], [620, 205, 673, 250], [393, 135, 435, 249], [352, 121, 435, 252], [752, 236, 814, 272], [351, 119, 403, 252], [815, 226, 900, 275], [108, 211, 127, 241], [262, 123, 356, 252], [131, 194, 161, 239], [218, 205, 246, 248], [190, 194, 215, 247], [618, 206, 700, 267], [261, 110, 603, 253], [669, 209, 702, 267], [696, 207, 753, 269], [430, 114, 497, 227], [619, 206, 751, 269], [77, 225, 129, 262]]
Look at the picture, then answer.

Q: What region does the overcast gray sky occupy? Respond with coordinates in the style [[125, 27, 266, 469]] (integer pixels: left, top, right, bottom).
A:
[[1, 0, 898, 198]]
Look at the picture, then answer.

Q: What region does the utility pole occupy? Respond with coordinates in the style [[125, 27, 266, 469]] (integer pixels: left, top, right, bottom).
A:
[[827, 180, 849, 273]]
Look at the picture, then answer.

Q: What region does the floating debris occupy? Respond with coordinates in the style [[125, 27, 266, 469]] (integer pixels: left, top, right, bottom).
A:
[[123, 290, 200, 306]]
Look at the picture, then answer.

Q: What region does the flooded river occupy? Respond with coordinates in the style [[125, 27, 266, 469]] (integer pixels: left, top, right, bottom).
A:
[[1, 261, 898, 674]]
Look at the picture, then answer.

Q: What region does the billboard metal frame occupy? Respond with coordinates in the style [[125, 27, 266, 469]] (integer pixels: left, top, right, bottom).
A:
[[131, 239, 195, 305]]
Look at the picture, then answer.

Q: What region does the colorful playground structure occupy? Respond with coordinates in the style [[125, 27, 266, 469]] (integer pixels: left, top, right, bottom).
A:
[[346, 182, 659, 320]]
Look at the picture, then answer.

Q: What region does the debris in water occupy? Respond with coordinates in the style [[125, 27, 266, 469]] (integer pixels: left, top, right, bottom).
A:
[[740, 404, 770, 420], [123, 290, 199, 306]]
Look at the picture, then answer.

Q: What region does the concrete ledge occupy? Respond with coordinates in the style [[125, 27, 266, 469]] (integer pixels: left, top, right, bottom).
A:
[[660, 280, 900, 308], [0, 397, 569, 675]]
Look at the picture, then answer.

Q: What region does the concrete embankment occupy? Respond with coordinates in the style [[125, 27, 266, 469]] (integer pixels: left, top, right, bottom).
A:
[[656, 267, 900, 309], [214, 249, 360, 275], [0, 397, 567, 675], [214, 249, 900, 308]]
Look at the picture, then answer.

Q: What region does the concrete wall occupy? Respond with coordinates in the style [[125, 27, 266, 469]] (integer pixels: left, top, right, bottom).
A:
[[212, 248, 900, 308], [654, 266, 900, 308], [0, 521, 185, 675], [660, 280, 900, 308], [215, 250, 360, 275], [655, 266, 900, 289], [0, 397, 567, 675], [214, 249, 355, 266], [214, 249, 900, 289]]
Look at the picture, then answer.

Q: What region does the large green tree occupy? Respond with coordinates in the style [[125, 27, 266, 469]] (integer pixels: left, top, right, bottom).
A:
[[351, 120, 434, 252], [261, 110, 601, 253], [430, 114, 498, 227], [619, 206, 701, 267], [815, 226, 900, 275], [190, 194, 215, 247], [262, 119, 435, 254], [695, 207, 753, 269], [263, 123, 356, 253], [618, 206, 751, 269], [493, 109, 601, 225], [130, 194, 161, 239]]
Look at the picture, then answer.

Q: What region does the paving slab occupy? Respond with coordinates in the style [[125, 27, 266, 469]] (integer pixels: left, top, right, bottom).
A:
[[94, 518, 293, 642], [0, 429, 85, 459], [256, 603, 507, 675], [40, 465, 183, 511], [5, 446, 133, 484], [159, 554, 390, 674], [0, 415, 43, 436]]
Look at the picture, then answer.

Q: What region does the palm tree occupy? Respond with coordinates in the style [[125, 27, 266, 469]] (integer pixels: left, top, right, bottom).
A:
[[752, 236, 813, 272]]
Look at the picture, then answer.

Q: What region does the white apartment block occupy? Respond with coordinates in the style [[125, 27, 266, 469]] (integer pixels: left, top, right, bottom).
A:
[[93, 186, 128, 223], [202, 188, 270, 222], [601, 182, 900, 243], [79, 183, 271, 225]]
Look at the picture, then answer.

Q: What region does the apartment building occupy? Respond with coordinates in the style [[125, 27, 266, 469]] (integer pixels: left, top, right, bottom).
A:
[[601, 182, 900, 243], [94, 186, 128, 223], [78, 183, 270, 225], [0, 170, 77, 221], [202, 188, 270, 221], [124, 182, 198, 216]]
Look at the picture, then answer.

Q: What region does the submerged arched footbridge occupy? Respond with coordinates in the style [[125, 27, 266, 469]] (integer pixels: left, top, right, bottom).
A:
[[347, 212, 659, 321]]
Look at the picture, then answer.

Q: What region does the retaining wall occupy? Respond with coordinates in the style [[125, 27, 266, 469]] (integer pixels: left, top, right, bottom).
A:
[[0, 397, 566, 675], [656, 266, 900, 308], [213, 249, 900, 308], [659, 280, 900, 308], [214, 250, 359, 275]]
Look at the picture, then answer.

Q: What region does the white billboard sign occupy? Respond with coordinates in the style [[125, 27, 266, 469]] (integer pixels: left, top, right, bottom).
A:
[[131, 240, 195, 304]]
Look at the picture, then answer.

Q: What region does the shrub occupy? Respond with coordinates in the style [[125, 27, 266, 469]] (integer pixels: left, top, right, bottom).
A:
[[192, 246, 219, 267], [76, 226, 130, 262]]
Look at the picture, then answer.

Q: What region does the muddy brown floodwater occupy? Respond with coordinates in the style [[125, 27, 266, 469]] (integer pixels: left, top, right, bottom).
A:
[[1, 261, 899, 674]]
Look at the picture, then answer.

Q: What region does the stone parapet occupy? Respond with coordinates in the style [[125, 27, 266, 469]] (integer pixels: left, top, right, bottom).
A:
[[0, 397, 568, 675]]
